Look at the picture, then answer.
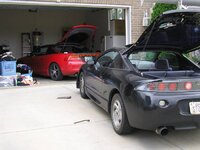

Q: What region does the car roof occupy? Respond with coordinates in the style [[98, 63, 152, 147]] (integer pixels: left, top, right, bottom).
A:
[[164, 9, 200, 15]]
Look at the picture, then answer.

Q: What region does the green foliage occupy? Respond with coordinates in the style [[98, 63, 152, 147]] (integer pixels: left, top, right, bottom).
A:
[[151, 3, 177, 22]]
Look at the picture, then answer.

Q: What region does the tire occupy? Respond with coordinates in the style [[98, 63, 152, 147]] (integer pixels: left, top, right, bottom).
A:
[[79, 72, 88, 99], [111, 93, 133, 135], [49, 63, 63, 81]]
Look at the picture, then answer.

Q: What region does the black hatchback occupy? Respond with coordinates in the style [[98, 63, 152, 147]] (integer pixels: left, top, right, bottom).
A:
[[77, 9, 200, 135]]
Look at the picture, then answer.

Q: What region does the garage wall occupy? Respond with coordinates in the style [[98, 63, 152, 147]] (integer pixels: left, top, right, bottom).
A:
[[0, 9, 87, 58], [85, 9, 109, 51]]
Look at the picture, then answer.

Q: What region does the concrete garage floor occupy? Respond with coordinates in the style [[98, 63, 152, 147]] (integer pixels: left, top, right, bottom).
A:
[[0, 78, 200, 150]]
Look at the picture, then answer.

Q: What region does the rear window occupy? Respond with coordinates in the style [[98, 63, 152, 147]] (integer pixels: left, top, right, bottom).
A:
[[128, 51, 179, 70], [128, 52, 156, 70]]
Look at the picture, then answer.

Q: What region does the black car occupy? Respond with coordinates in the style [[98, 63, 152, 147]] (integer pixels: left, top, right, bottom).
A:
[[77, 9, 200, 135]]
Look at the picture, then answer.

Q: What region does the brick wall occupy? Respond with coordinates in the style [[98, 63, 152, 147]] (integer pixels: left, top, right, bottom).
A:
[[11, 0, 156, 43]]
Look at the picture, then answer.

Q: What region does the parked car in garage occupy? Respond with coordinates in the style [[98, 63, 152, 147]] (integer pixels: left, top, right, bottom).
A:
[[18, 25, 100, 80], [77, 9, 200, 135]]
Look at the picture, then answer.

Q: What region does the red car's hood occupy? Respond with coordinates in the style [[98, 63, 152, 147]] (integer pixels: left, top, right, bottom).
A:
[[60, 25, 96, 45]]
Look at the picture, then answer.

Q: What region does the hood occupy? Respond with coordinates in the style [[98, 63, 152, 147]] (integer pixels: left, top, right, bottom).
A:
[[135, 9, 200, 53], [60, 25, 96, 45]]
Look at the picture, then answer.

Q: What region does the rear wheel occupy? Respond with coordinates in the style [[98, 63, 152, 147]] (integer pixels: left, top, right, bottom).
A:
[[49, 63, 63, 81], [111, 93, 133, 135], [79, 72, 88, 99]]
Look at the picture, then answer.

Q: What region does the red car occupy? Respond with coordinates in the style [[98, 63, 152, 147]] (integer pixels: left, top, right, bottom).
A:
[[18, 25, 100, 80]]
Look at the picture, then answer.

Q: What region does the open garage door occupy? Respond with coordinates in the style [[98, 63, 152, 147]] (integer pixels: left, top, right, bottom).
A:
[[0, 1, 131, 59]]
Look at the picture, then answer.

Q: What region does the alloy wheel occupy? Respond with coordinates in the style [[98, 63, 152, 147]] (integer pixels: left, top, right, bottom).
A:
[[49, 63, 63, 80], [112, 99, 123, 130], [79, 72, 88, 99], [80, 74, 85, 94]]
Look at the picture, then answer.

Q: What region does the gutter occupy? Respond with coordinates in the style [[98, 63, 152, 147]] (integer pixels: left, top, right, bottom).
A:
[[157, 0, 200, 6]]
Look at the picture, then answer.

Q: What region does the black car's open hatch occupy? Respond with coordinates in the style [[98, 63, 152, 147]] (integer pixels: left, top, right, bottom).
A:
[[135, 10, 200, 53]]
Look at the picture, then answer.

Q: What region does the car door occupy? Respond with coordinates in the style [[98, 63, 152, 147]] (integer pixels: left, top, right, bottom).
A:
[[33, 45, 52, 75], [40, 45, 63, 75], [100, 51, 123, 101], [86, 50, 118, 108]]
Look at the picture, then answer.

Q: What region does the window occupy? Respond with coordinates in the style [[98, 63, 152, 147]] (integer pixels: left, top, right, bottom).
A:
[[110, 54, 125, 69], [46, 45, 62, 54], [128, 51, 180, 70], [108, 8, 125, 30], [96, 51, 118, 68], [62, 45, 89, 53], [185, 50, 200, 65], [158, 52, 179, 69], [110, 8, 125, 20], [40, 47, 48, 54], [128, 52, 156, 70]]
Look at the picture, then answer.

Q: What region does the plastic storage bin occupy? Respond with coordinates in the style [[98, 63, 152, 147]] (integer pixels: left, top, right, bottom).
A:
[[0, 61, 16, 76]]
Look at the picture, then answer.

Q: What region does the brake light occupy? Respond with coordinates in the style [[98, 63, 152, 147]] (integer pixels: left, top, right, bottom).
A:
[[158, 83, 166, 91], [143, 81, 193, 92], [184, 82, 192, 90], [168, 83, 177, 91]]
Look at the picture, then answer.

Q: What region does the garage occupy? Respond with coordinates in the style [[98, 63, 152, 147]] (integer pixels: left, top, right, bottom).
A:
[[0, 1, 132, 83], [0, 1, 132, 59]]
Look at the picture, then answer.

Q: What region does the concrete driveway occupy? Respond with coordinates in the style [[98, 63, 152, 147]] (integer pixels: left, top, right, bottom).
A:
[[0, 79, 200, 150]]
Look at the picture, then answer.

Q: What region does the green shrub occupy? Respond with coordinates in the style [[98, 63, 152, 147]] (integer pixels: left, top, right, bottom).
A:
[[151, 3, 177, 22]]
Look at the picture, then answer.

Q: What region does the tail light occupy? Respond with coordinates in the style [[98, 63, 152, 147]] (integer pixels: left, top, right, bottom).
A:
[[148, 83, 156, 91], [168, 83, 177, 91], [65, 54, 82, 61], [136, 81, 194, 92], [184, 82, 192, 90], [158, 83, 166, 91]]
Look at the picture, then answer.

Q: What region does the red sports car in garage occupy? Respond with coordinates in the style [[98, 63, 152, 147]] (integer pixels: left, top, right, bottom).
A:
[[18, 25, 100, 80]]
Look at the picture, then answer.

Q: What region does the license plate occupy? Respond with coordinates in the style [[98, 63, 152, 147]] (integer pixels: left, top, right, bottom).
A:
[[189, 102, 200, 115], [84, 56, 93, 62]]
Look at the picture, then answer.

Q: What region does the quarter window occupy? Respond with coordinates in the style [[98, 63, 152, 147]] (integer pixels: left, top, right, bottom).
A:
[[96, 51, 118, 68]]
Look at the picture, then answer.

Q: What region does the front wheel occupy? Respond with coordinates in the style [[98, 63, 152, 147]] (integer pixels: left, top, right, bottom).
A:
[[79, 72, 88, 99], [49, 63, 63, 81], [111, 93, 133, 135]]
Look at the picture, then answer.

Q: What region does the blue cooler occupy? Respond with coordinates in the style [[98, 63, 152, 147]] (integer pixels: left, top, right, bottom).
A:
[[0, 61, 16, 76]]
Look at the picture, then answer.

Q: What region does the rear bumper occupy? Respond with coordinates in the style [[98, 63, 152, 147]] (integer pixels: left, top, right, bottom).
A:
[[124, 91, 200, 130], [61, 61, 84, 75]]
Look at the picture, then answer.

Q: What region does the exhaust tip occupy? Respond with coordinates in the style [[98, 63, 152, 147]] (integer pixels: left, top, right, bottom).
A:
[[155, 127, 169, 136]]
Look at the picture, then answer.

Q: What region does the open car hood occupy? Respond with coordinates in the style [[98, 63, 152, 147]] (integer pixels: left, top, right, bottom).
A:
[[60, 25, 96, 45], [135, 9, 200, 53]]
